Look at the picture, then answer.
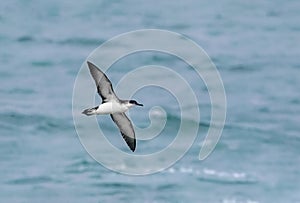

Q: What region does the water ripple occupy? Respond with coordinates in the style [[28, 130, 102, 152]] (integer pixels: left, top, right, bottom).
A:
[[166, 167, 258, 185], [7, 176, 53, 185]]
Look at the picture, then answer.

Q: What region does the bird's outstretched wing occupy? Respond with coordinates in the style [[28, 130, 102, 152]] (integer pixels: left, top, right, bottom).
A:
[[87, 61, 118, 102], [110, 113, 136, 152]]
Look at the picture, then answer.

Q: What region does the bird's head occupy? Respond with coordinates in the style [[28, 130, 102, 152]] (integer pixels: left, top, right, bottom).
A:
[[128, 100, 143, 107]]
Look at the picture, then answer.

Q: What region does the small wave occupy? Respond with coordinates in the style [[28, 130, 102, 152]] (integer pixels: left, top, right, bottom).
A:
[[222, 198, 260, 203], [224, 122, 271, 134], [93, 182, 136, 189], [17, 35, 34, 42], [222, 197, 259, 203], [228, 64, 259, 72], [6, 87, 36, 95], [57, 37, 104, 46], [166, 112, 204, 125], [65, 157, 97, 174], [200, 168, 257, 185], [15, 35, 103, 46], [0, 111, 73, 134], [7, 176, 53, 185], [166, 167, 257, 185], [31, 60, 54, 67], [290, 98, 300, 104], [156, 183, 177, 190]]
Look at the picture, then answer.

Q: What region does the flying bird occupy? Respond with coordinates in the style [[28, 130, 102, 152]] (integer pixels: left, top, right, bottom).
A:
[[82, 61, 143, 152]]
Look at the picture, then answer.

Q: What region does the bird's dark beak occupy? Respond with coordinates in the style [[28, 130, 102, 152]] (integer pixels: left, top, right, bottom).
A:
[[136, 103, 143, 106]]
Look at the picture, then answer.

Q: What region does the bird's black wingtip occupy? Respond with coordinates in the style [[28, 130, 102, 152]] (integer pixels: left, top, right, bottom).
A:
[[128, 141, 136, 152], [122, 133, 136, 152]]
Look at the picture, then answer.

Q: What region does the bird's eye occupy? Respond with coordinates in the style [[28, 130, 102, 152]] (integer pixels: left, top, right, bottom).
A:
[[130, 100, 136, 104]]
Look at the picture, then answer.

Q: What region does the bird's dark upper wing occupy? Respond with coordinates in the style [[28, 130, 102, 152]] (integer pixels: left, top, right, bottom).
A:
[[110, 113, 136, 152], [87, 61, 118, 102]]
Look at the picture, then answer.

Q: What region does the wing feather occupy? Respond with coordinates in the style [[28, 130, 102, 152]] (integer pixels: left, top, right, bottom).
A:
[[87, 61, 118, 102], [110, 113, 136, 152]]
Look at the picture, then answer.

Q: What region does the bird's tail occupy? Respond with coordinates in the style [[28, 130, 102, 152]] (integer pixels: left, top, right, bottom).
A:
[[82, 106, 98, 116]]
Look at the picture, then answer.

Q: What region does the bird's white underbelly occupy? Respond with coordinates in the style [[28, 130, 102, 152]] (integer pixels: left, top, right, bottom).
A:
[[96, 102, 128, 114]]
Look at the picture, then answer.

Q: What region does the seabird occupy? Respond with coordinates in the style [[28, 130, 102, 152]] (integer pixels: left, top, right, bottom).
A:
[[82, 61, 143, 152]]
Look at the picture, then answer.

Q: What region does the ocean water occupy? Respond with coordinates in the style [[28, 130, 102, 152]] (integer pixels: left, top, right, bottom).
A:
[[1, 0, 300, 202]]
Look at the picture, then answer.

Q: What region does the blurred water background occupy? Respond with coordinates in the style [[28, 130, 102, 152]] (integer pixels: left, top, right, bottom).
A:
[[1, 0, 300, 202]]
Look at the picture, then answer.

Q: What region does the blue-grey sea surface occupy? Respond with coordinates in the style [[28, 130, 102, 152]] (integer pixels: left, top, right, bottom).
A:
[[1, 0, 300, 202]]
